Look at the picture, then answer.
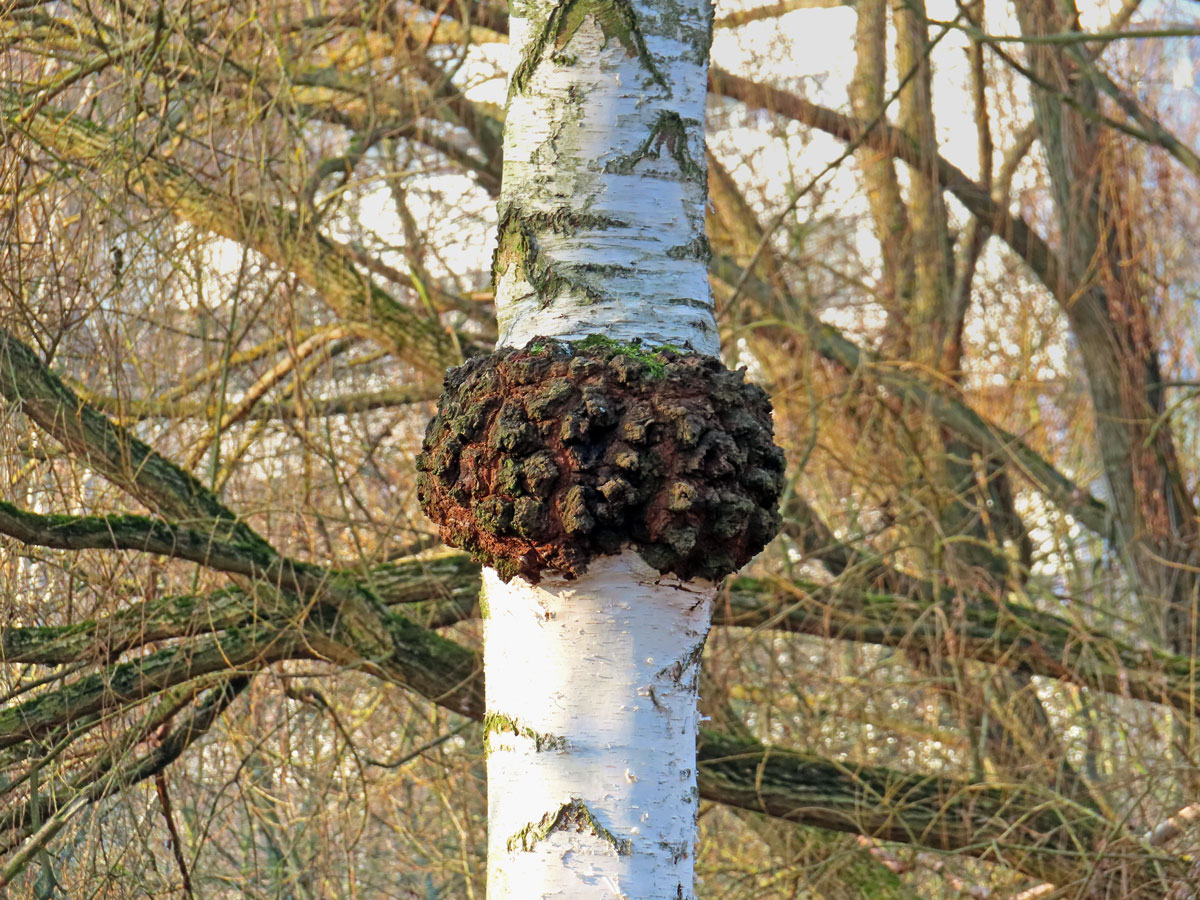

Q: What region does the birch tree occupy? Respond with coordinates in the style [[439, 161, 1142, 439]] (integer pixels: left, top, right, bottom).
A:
[[414, 0, 783, 895]]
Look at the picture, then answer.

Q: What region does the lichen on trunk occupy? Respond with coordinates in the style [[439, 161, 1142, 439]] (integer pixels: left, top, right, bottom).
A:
[[494, 0, 718, 353], [414, 0, 782, 893]]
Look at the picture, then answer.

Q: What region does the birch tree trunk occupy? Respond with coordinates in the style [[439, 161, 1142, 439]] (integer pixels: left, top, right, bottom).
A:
[[494, 0, 718, 356], [419, 0, 782, 896], [488, 1, 716, 896], [483, 560, 712, 900]]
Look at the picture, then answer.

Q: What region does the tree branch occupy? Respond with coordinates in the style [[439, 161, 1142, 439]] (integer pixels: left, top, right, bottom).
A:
[[0, 94, 467, 372], [359, 550, 1200, 730], [0, 631, 297, 752], [0, 588, 254, 666], [0, 677, 249, 855], [0, 329, 268, 550], [695, 730, 1184, 891], [0, 501, 350, 606], [707, 69, 1069, 306]]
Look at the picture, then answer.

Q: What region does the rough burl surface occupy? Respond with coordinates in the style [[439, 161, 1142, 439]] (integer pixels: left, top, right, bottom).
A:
[[416, 339, 785, 582]]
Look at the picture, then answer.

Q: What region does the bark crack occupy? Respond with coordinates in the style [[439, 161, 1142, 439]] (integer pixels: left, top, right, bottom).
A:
[[603, 110, 705, 182], [509, 0, 669, 99], [506, 798, 633, 854], [655, 640, 705, 685]]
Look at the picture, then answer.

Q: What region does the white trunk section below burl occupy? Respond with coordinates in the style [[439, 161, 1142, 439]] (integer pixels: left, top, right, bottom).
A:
[[484, 552, 713, 900]]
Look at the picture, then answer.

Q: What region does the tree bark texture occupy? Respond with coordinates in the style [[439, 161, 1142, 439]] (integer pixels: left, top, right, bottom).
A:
[[480, 0, 722, 894]]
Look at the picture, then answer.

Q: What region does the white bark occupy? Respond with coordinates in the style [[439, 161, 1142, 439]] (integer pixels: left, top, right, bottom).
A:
[[484, 555, 713, 900], [495, 0, 717, 354], [486, 0, 717, 894]]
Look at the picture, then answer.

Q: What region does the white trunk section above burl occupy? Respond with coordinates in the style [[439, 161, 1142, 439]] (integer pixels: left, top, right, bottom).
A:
[[495, 0, 717, 354], [484, 555, 713, 900]]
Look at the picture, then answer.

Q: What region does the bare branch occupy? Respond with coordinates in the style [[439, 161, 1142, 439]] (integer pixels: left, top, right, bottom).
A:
[[0, 94, 468, 372]]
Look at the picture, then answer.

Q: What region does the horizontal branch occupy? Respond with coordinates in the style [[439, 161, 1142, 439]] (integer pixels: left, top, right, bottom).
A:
[[367, 552, 483, 606], [365, 550, 1200, 720], [0, 629, 299, 752], [0, 501, 345, 605], [0, 589, 256, 666], [368, 553, 483, 627], [696, 730, 1184, 892], [0, 499, 484, 698], [719, 576, 1200, 718]]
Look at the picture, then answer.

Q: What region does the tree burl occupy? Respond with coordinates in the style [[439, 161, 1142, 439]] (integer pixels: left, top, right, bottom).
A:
[[417, 338, 785, 582]]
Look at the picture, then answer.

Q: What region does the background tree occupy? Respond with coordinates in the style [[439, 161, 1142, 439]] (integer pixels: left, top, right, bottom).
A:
[[1, 0, 1199, 897]]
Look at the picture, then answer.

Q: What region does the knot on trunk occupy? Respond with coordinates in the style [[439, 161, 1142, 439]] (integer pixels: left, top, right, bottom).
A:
[[417, 337, 784, 583]]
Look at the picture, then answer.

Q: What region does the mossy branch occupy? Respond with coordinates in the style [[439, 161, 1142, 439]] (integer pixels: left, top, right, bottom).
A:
[[0, 500, 345, 606], [0, 630, 300, 753], [0, 329, 267, 551], [695, 731, 1181, 889], [0, 588, 253, 666]]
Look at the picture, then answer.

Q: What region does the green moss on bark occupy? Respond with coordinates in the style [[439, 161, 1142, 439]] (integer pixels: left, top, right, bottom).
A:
[[573, 334, 683, 376], [483, 711, 567, 753]]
